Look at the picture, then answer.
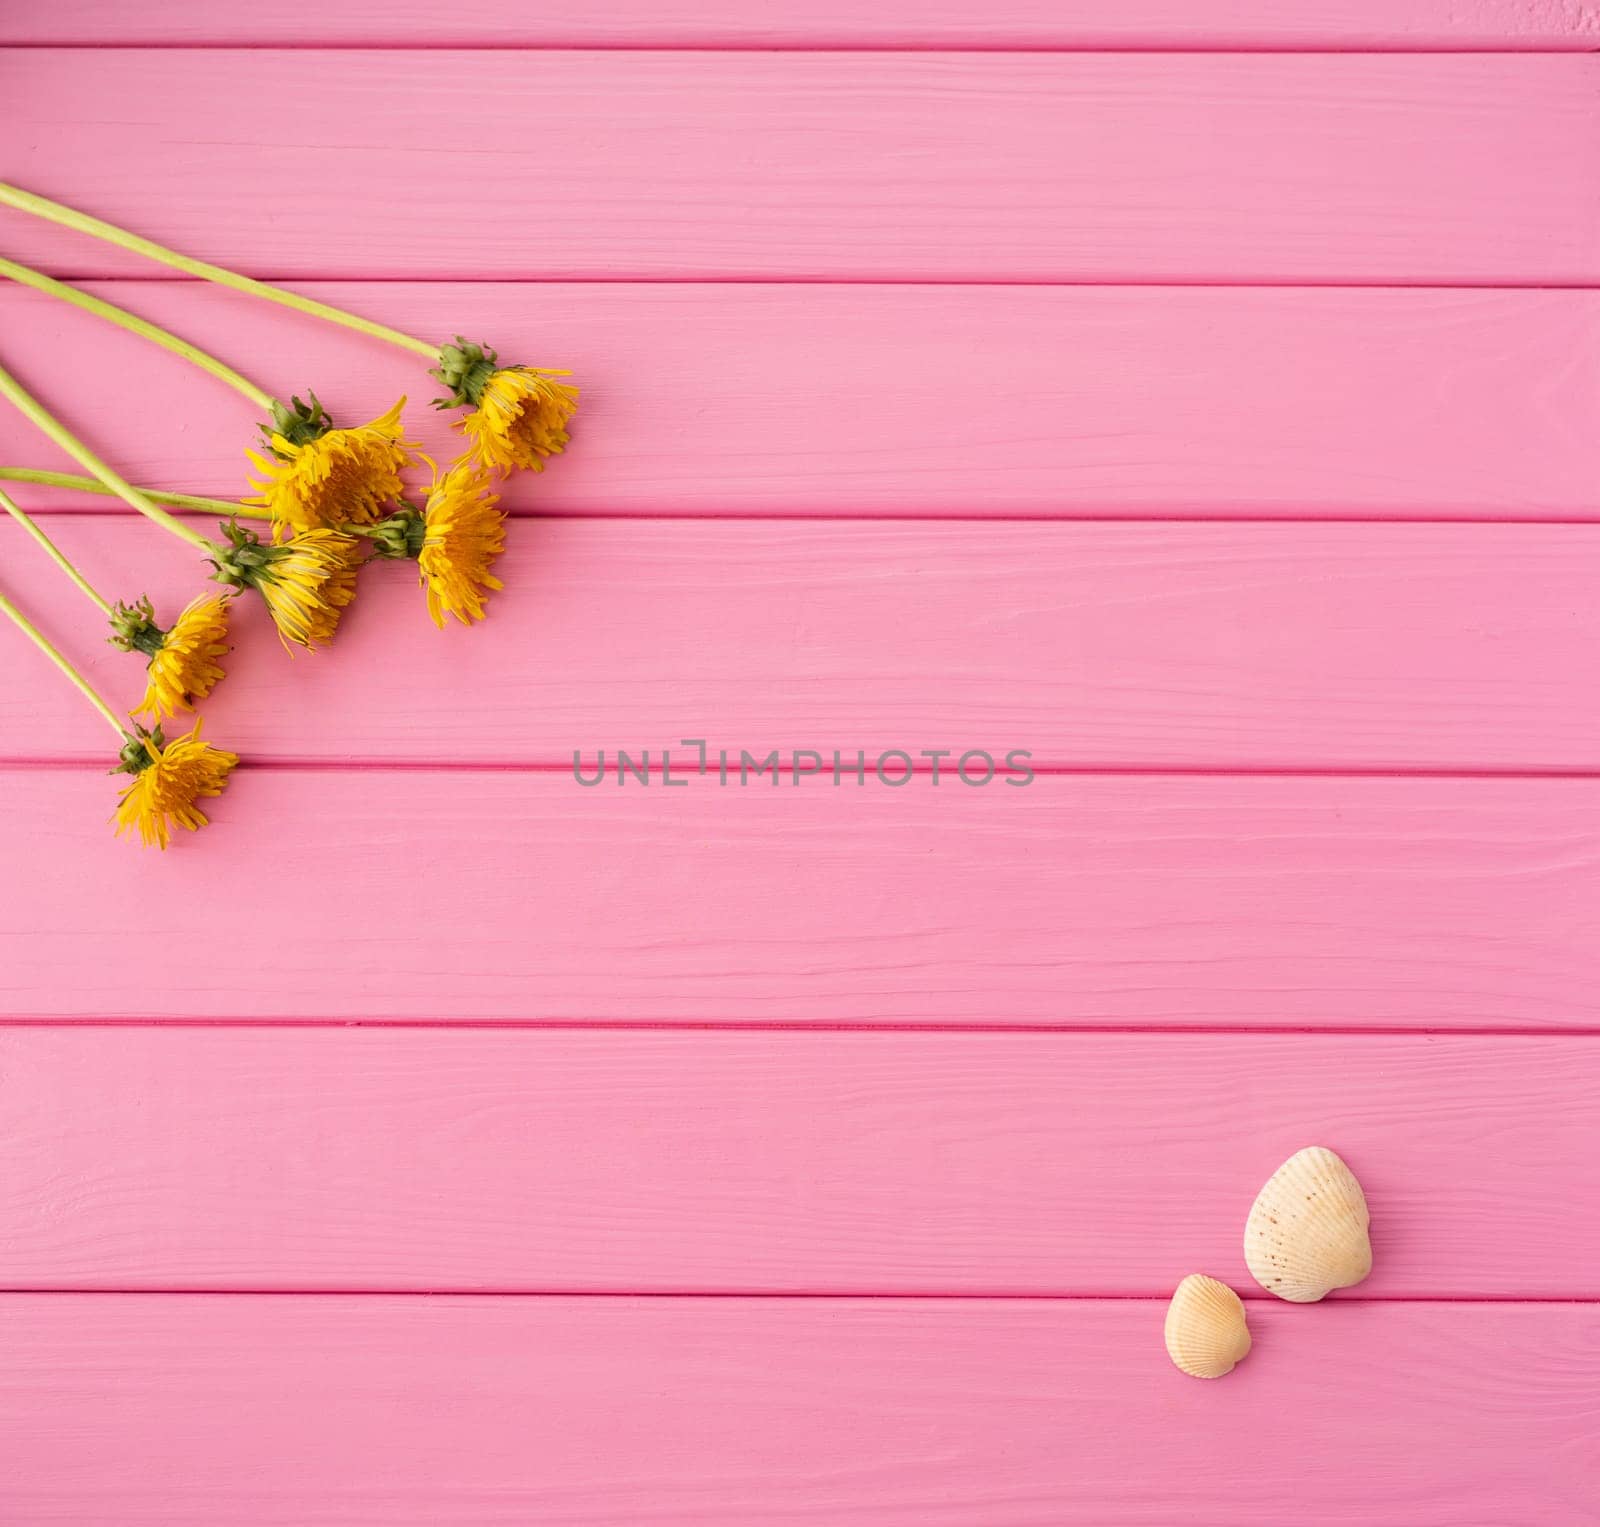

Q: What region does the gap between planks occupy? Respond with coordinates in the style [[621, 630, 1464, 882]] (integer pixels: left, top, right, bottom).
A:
[[19, 273, 1600, 291], [5, 1018, 1600, 1037], [1, 1289, 1593, 1303], [6, 760, 1600, 780], [22, 504, 1600, 525], [7, 44, 1600, 56], [7, 0, 1600, 51]]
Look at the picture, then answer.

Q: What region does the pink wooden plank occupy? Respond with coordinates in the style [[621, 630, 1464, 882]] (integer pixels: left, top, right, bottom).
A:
[[0, 770, 1592, 1026], [2, 1028, 1594, 1296], [0, 1295, 1593, 1524], [5, 0, 1597, 48], [4, 53, 1598, 283], [2, 282, 1597, 520], [5, 515, 1599, 772]]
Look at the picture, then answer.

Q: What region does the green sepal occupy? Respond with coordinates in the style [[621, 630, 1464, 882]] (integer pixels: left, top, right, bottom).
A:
[[430, 337, 499, 411], [260, 392, 336, 456], [207, 519, 285, 591], [363, 505, 427, 560], [107, 595, 167, 657], [113, 723, 165, 776]]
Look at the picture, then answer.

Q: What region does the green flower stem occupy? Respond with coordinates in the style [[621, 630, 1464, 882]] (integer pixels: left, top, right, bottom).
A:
[[0, 358, 214, 552], [0, 466, 267, 522], [0, 181, 438, 361], [0, 582, 126, 739], [0, 485, 112, 616], [0, 255, 276, 411]]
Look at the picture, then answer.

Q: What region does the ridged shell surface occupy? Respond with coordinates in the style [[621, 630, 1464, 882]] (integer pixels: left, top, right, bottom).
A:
[[1164, 1274, 1252, 1379], [1245, 1145, 1371, 1302]]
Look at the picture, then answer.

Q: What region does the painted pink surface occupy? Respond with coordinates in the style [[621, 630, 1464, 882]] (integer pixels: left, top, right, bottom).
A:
[[5, 53, 1600, 284], [7, 516, 1600, 771], [0, 770, 1593, 1026], [1, 1296, 1595, 1525], [6, 0, 1597, 48], [1, 23, 1594, 1523], [3, 282, 1598, 520], [3, 1028, 1595, 1296]]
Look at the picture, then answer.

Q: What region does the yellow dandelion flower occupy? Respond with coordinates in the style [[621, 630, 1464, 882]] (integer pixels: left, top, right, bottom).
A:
[[256, 530, 363, 650], [209, 522, 364, 651], [417, 465, 506, 627], [245, 395, 415, 537], [431, 338, 577, 477], [118, 594, 233, 721], [458, 367, 577, 476], [113, 720, 238, 850]]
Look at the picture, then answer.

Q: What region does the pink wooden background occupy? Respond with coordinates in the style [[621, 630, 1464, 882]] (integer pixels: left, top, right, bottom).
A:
[[1, 6, 1598, 1521]]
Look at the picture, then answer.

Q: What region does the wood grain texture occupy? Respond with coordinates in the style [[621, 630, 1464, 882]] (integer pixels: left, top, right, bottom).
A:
[[6, 515, 1600, 771], [7, 3, 1598, 1520], [5, 52, 1600, 283], [1, 1295, 1594, 1525], [6, 0, 1598, 48], [0, 770, 1593, 1026], [4, 281, 1599, 520], [2, 1027, 1595, 1296]]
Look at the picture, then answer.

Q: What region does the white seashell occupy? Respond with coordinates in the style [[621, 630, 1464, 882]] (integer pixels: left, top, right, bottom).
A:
[[1164, 1274, 1252, 1379], [1244, 1145, 1372, 1302]]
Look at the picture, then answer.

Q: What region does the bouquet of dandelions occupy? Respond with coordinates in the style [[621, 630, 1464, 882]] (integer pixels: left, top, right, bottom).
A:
[[0, 182, 577, 847]]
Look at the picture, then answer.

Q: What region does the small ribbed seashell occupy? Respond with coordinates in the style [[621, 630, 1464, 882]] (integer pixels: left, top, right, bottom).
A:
[[1244, 1146, 1371, 1302], [1163, 1274, 1252, 1378]]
